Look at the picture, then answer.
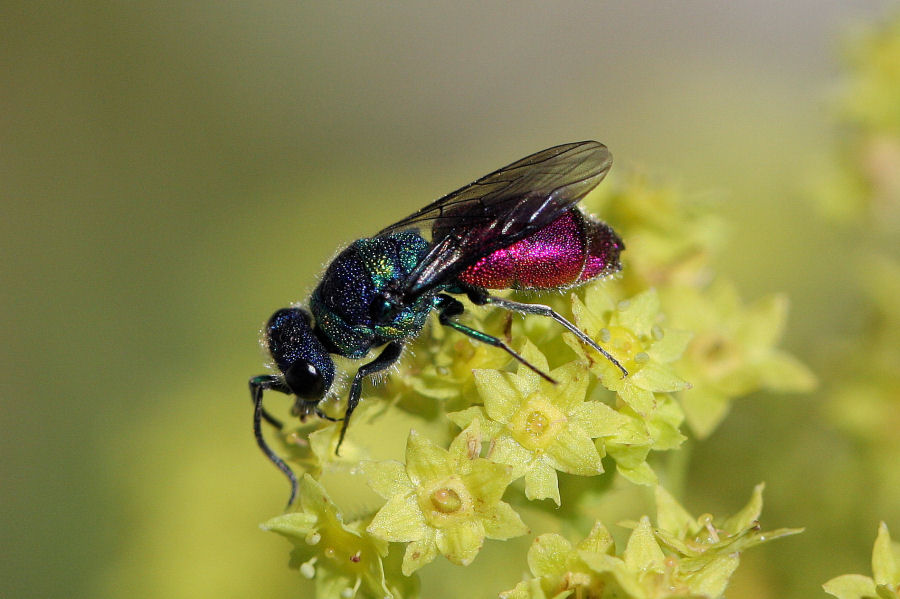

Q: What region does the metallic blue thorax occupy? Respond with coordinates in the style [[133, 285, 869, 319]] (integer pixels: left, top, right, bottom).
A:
[[310, 231, 434, 359]]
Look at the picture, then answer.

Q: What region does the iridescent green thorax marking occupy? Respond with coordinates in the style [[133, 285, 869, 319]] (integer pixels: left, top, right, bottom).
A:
[[311, 231, 433, 359]]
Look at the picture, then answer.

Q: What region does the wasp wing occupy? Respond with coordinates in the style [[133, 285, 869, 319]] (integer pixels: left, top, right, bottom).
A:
[[379, 141, 612, 297]]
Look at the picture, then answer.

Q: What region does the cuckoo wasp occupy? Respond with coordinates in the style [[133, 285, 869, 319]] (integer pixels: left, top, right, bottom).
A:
[[251, 141, 626, 505]]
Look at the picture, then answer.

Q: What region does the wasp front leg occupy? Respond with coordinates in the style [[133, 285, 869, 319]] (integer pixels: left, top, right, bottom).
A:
[[334, 341, 404, 455], [249, 374, 298, 507]]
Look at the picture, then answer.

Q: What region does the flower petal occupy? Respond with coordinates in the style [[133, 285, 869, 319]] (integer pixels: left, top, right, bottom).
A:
[[297, 474, 337, 521], [446, 406, 483, 430], [617, 383, 656, 415], [436, 520, 485, 565], [361, 460, 411, 499], [544, 425, 604, 476], [629, 361, 690, 393], [647, 328, 693, 364], [367, 492, 426, 542], [757, 350, 818, 392], [823, 574, 878, 599], [527, 533, 573, 577], [475, 369, 524, 424], [524, 458, 561, 505], [569, 400, 631, 439], [519, 340, 550, 375], [513, 340, 548, 395], [608, 444, 657, 486], [647, 397, 686, 450], [405, 430, 452, 485], [688, 554, 740, 598], [721, 482, 764, 534], [578, 552, 644, 597], [402, 530, 438, 576], [872, 522, 898, 587], [547, 360, 590, 413], [463, 457, 514, 506], [489, 434, 534, 478], [497, 579, 544, 599], [679, 386, 731, 439], [737, 293, 787, 350], [581, 285, 616, 321], [261, 512, 319, 537], [481, 501, 528, 540], [577, 521, 615, 555], [655, 486, 697, 539], [449, 419, 484, 464], [615, 289, 660, 334], [622, 516, 665, 573]]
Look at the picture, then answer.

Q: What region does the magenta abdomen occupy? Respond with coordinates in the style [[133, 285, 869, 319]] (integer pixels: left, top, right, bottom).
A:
[[576, 214, 625, 283], [457, 210, 623, 290]]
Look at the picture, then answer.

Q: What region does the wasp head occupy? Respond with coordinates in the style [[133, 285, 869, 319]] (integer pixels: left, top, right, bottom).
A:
[[265, 307, 335, 403]]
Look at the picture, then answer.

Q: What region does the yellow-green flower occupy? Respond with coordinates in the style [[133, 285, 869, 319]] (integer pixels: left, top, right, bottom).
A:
[[569, 287, 690, 412], [824, 522, 900, 599], [411, 334, 511, 403], [387, 309, 511, 409], [584, 177, 727, 291], [363, 423, 528, 575], [810, 15, 900, 223], [502, 485, 799, 599], [499, 521, 642, 599], [262, 474, 415, 599], [660, 280, 817, 437], [826, 256, 900, 516], [305, 399, 386, 467], [450, 341, 627, 504], [641, 485, 802, 598], [504, 516, 697, 599], [565, 287, 689, 485], [840, 15, 900, 135]]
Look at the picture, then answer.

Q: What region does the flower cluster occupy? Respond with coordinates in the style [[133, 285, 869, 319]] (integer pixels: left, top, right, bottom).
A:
[[501, 485, 800, 599], [825, 255, 900, 513], [364, 424, 528, 575], [807, 15, 900, 597], [262, 172, 813, 598], [659, 281, 816, 436], [810, 14, 900, 224], [262, 474, 416, 599]]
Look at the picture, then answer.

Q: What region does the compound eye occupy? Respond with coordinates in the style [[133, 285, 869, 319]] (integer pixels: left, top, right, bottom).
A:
[[284, 360, 326, 400]]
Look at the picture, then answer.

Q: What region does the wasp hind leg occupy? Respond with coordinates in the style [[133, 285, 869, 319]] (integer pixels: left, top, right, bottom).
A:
[[435, 294, 556, 384], [464, 289, 628, 378]]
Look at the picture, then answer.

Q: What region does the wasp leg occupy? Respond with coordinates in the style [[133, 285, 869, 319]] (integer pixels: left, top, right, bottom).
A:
[[250, 374, 298, 507], [314, 406, 342, 422], [287, 398, 341, 423], [435, 294, 556, 384], [249, 376, 289, 429], [335, 341, 404, 456], [466, 290, 628, 378]]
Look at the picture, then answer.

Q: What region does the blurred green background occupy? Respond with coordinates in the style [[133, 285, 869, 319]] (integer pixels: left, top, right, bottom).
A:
[[3, 3, 897, 598]]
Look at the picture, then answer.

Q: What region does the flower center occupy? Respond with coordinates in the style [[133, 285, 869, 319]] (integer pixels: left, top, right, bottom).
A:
[[562, 571, 602, 597], [510, 396, 566, 452], [524, 411, 550, 436], [600, 326, 648, 374], [418, 476, 473, 528], [430, 487, 462, 514], [690, 332, 742, 379], [609, 326, 640, 357]]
